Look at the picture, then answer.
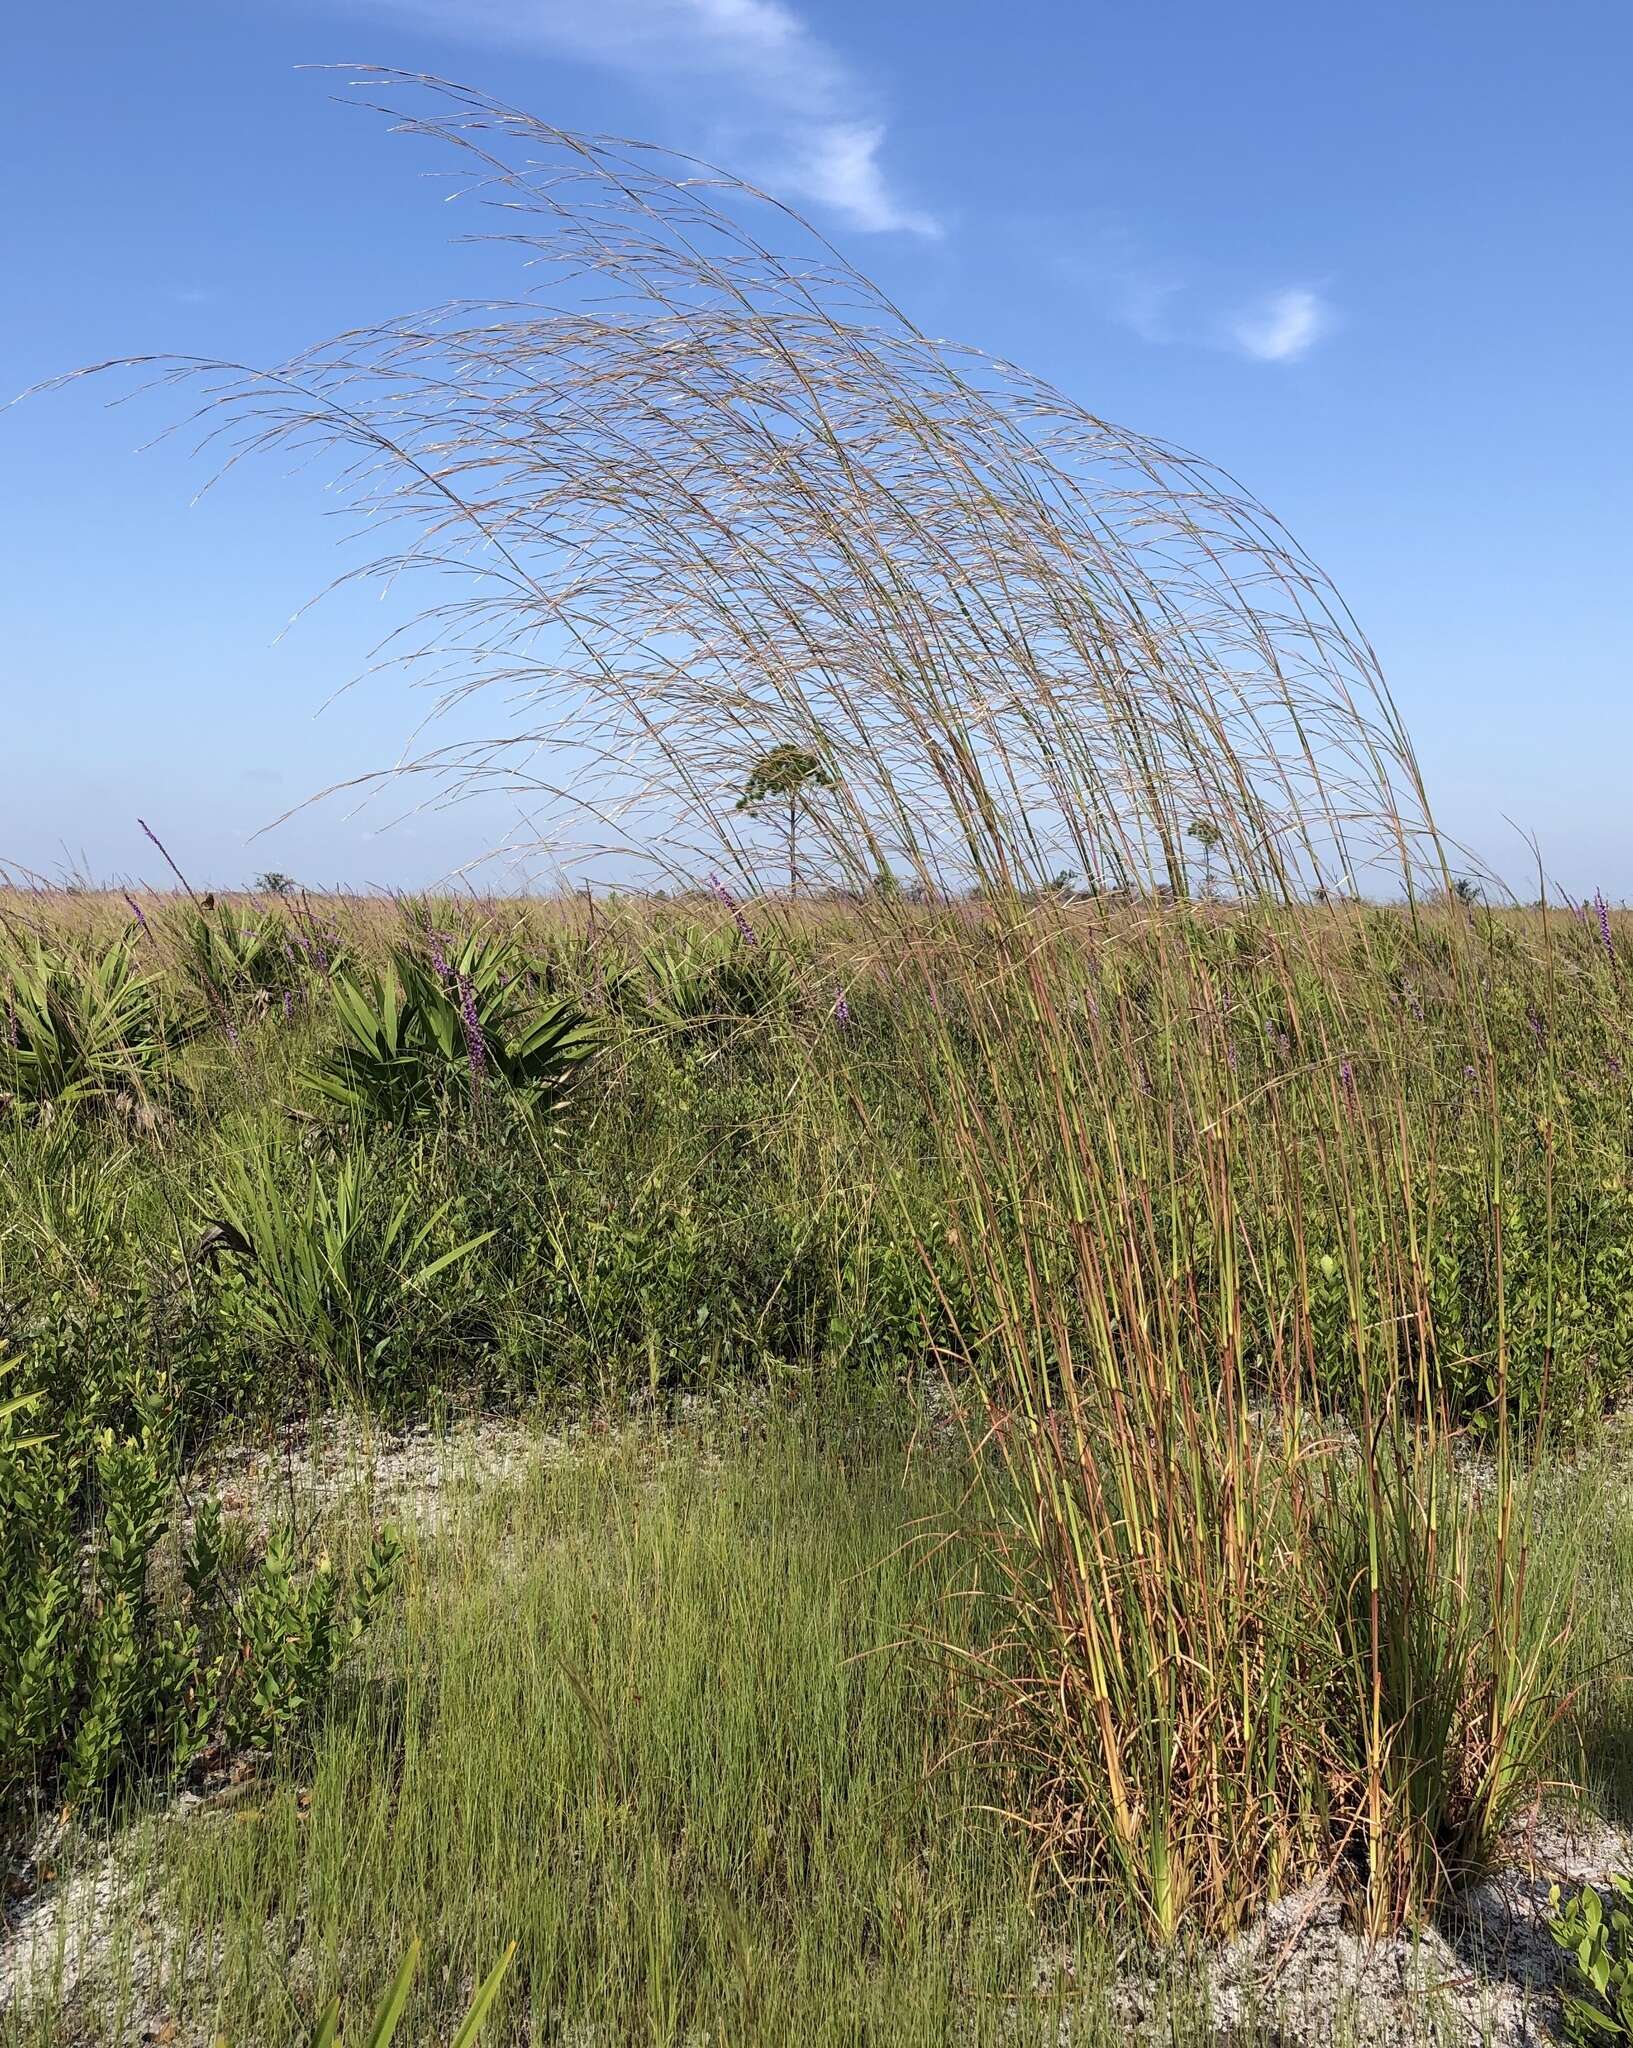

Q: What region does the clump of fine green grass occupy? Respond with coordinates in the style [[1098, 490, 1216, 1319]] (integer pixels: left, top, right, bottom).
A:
[[90, 1406, 1098, 2048]]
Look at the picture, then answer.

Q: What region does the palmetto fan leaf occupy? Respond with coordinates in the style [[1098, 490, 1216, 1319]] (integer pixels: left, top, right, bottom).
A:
[[308, 933, 595, 1121], [0, 930, 180, 1106]]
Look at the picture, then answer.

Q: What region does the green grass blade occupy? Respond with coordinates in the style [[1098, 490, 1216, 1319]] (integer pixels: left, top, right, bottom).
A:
[[362, 1936, 421, 2048], [448, 1943, 517, 2048]]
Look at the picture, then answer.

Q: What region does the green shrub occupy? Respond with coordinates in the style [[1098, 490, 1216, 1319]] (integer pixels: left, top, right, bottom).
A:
[[309, 931, 594, 1123], [203, 1135, 494, 1399], [0, 929, 183, 1108], [1552, 1876, 1633, 2041], [633, 924, 795, 1037], [177, 898, 303, 1012], [0, 1356, 402, 1853]]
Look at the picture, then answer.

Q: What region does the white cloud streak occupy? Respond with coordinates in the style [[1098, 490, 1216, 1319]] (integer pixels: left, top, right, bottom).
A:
[[1228, 287, 1331, 364], [344, 0, 939, 235], [1047, 226, 1335, 365]]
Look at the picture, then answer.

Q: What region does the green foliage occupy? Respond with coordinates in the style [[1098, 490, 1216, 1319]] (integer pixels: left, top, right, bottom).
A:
[[0, 929, 177, 1107], [0, 1346, 402, 1851], [308, 932, 595, 1123], [736, 743, 832, 807], [178, 899, 300, 1009], [158, 1414, 1042, 2047], [635, 924, 794, 1036], [3, 888, 1633, 1975], [294, 1936, 515, 2048], [1552, 1876, 1633, 2041], [0, 1349, 47, 1447], [735, 743, 834, 894], [1314, 1435, 1565, 1912], [203, 1135, 495, 1395]]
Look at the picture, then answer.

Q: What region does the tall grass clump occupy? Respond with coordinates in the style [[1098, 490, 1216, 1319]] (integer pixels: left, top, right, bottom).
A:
[[92, 1414, 1051, 2046], [59, 68, 1583, 1953]]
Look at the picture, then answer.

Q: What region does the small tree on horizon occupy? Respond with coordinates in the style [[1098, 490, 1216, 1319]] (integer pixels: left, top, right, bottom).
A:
[[735, 746, 833, 898], [256, 871, 296, 897], [1186, 817, 1222, 897]]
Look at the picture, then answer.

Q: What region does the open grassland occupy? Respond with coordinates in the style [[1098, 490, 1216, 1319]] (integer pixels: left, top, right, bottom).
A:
[[14, 70, 1633, 2047], [4, 884, 1633, 2042]]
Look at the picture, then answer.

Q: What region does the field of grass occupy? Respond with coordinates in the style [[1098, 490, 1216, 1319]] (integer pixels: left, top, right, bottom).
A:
[[2, 882, 1633, 2043], [11, 70, 1633, 2048]]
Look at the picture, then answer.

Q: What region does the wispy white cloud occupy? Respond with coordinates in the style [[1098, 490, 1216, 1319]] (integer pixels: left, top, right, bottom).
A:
[[1044, 225, 1334, 364], [778, 119, 940, 238], [1047, 226, 1185, 344], [1227, 286, 1332, 364], [343, 0, 939, 236]]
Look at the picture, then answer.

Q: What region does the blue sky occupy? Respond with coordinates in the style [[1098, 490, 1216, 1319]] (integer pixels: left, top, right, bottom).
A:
[[6, 0, 1630, 895]]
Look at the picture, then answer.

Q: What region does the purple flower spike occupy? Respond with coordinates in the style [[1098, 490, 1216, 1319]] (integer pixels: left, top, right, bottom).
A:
[[708, 873, 758, 947], [455, 970, 485, 1096], [833, 987, 851, 1026], [428, 930, 451, 980], [1596, 892, 1616, 964], [122, 894, 151, 939]]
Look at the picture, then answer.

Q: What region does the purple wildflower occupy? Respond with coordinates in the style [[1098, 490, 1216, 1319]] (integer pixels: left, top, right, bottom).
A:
[[708, 874, 758, 947], [455, 971, 485, 1095], [293, 904, 333, 975], [1596, 892, 1616, 964], [1339, 1057, 1358, 1114], [833, 987, 851, 1026], [1527, 1008, 1546, 1042], [428, 929, 452, 980], [122, 894, 151, 940], [1609, 1054, 1624, 1079], [282, 990, 293, 1025]]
